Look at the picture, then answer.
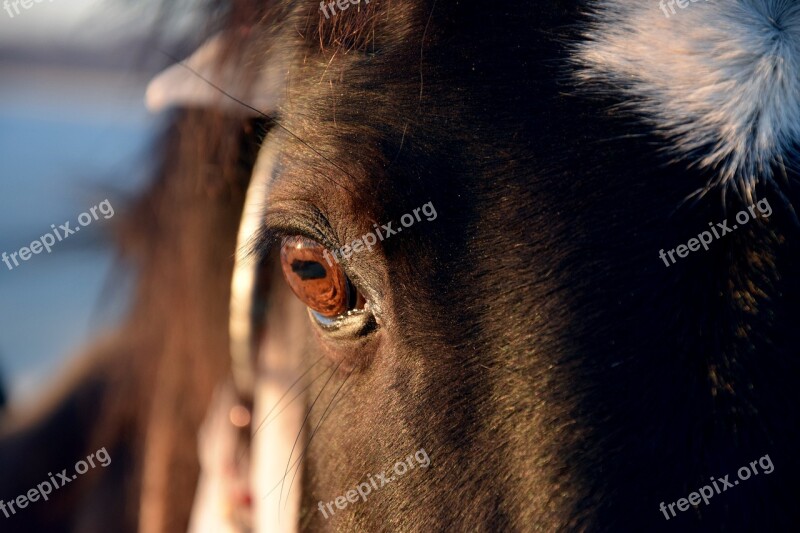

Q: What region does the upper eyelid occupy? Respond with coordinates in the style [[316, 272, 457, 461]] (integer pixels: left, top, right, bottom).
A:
[[268, 205, 331, 234], [240, 206, 338, 262]]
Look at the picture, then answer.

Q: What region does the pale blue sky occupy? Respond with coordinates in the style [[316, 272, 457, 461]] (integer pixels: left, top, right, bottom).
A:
[[0, 0, 194, 404], [0, 0, 200, 48], [0, 0, 137, 46]]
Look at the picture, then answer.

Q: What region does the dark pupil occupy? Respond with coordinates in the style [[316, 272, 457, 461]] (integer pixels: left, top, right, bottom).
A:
[[291, 260, 327, 280]]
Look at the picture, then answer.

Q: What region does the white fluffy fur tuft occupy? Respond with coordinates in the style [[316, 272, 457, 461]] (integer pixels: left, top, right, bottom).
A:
[[574, 0, 800, 193]]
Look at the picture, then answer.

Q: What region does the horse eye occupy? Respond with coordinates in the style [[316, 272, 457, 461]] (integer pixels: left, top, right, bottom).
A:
[[279, 236, 364, 320]]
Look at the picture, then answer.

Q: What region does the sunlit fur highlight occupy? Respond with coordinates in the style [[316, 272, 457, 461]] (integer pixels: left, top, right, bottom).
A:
[[574, 0, 800, 198]]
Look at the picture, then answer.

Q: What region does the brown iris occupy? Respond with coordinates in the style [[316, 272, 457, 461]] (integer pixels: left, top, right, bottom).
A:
[[280, 236, 357, 318]]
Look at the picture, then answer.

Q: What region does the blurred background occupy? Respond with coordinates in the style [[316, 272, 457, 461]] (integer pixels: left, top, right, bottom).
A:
[[0, 0, 199, 403]]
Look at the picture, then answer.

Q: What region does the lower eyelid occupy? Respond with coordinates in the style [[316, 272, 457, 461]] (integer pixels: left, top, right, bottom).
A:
[[311, 309, 341, 327], [310, 306, 379, 338]]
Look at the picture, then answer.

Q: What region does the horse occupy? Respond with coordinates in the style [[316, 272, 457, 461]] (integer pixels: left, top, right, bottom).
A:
[[1, 1, 799, 531]]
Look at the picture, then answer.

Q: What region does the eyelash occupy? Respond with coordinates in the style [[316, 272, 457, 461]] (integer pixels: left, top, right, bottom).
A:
[[260, 210, 338, 255]]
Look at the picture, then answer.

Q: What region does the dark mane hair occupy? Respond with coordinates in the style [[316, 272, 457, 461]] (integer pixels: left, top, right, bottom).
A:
[[98, 109, 264, 531]]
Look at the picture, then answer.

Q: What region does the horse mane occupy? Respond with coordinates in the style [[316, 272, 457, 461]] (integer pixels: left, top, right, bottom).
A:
[[101, 109, 263, 531]]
